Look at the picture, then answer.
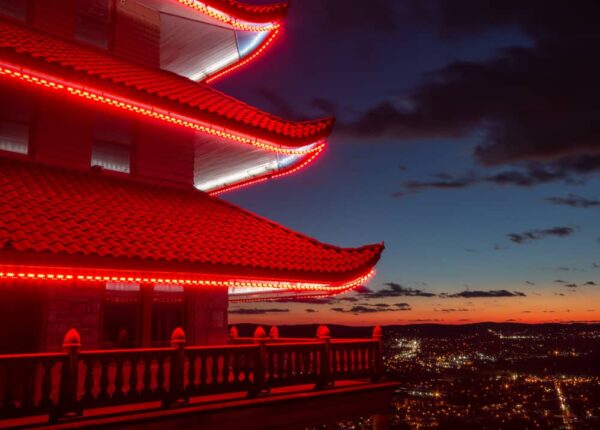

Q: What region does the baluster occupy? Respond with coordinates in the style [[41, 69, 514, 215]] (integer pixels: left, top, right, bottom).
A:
[[267, 349, 275, 384], [243, 352, 251, 383], [233, 351, 240, 385], [98, 358, 110, 401], [156, 355, 166, 395], [113, 356, 125, 399], [221, 352, 230, 385], [277, 350, 284, 383], [2, 365, 16, 414], [199, 353, 208, 388], [40, 360, 55, 409], [340, 346, 346, 375], [141, 357, 152, 397], [211, 353, 220, 386], [187, 353, 197, 394], [330, 348, 338, 377], [361, 347, 368, 373], [21, 363, 36, 412], [82, 359, 95, 404], [128, 355, 139, 398]]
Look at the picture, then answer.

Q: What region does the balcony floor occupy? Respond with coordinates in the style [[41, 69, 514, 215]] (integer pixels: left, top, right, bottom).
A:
[[1, 379, 400, 429]]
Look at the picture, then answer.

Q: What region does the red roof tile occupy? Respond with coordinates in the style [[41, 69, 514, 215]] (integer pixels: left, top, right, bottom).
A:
[[0, 157, 382, 283], [203, 0, 289, 22], [0, 18, 333, 147]]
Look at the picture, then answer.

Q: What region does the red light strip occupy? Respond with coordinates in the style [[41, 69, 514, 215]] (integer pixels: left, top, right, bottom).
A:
[[176, 0, 280, 31], [205, 28, 281, 84], [209, 141, 325, 195], [0, 267, 375, 293], [0, 64, 320, 157]]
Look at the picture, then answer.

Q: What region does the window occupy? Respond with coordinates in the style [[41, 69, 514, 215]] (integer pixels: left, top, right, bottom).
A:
[[91, 112, 133, 173], [75, 0, 114, 49], [91, 140, 131, 173], [0, 0, 28, 21], [0, 120, 29, 155], [0, 87, 33, 155]]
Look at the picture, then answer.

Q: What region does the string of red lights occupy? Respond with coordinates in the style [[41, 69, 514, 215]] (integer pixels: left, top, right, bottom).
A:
[[0, 267, 375, 295]]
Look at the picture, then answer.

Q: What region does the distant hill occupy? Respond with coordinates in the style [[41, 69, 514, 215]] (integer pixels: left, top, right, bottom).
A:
[[229, 322, 600, 339]]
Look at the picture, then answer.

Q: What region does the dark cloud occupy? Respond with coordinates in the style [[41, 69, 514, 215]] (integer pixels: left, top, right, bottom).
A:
[[444, 290, 526, 298], [554, 280, 567, 284], [310, 98, 338, 116], [367, 282, 436, 298], [257, 89, 307, 121], [340, 0, 600, 187], [436, 308, 470, 312], [321, 0, 398, 33], [391, 164, 585, 197], [546, 194, 600, 208], [229, 308, 289, 315], [565, 284, 578, 289], [584, 281, 597, 286], [330, 303, 412, 313], [305, 309, 317, 313], [507, 226, 576, 244], [525, 281, 535, 285]]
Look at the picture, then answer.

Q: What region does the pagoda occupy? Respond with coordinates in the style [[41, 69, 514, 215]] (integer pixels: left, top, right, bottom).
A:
[[0, 0, 383, 353]]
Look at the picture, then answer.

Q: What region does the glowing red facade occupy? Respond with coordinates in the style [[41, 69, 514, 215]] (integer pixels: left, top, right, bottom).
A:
[[0, 0, 382, 352]]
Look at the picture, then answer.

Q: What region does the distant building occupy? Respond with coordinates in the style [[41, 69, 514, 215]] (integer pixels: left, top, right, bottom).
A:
[[0, 0, 383, 352]]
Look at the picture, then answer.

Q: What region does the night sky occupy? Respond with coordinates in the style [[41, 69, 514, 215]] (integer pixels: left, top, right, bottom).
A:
[[217, 0, 600, 325]]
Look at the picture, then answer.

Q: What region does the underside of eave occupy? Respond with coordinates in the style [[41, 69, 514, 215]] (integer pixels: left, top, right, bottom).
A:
[[0, 47, 335, 148]]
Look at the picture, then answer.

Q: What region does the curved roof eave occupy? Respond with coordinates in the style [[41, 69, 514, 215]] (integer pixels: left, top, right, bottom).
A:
[[198, 0, 290, 24], [0, 18, 335, 149]]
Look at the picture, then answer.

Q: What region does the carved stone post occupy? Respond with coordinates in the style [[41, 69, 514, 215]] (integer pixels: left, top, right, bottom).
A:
[[248, 326, 267, 397], [372, 325, 383, 383], [315, 325, 332, 389], [229, 325, 239, 344], [268, 326, 279, 340], [51, 328, 83, 423], [163, 327, 188, 408]]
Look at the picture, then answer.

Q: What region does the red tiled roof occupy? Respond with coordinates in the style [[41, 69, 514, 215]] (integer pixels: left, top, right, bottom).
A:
[[0, 157, 383, 283], [0, 18, 333, 147], [203, 0, 289, 22]]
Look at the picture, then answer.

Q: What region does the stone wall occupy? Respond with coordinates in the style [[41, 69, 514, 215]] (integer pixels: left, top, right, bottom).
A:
[[43, 284, 103, 351]]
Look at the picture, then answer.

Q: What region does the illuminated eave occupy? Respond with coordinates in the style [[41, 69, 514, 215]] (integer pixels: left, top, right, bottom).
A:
[[204, 27, 281, 84], [176, 0, 287, 31], [157, 1, 284, 83], [0, 266, 375, 303], [0, 61, 329, 193]]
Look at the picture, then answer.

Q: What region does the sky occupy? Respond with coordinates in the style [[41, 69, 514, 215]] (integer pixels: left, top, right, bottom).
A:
[[215, 0, 600, 326]]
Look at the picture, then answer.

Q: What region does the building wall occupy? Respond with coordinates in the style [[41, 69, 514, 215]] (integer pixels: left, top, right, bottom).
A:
[[43, 284, 104, 351], [31, 0, 77, 40], [114, 0, 160, 68], [186, 288, 229, 345]]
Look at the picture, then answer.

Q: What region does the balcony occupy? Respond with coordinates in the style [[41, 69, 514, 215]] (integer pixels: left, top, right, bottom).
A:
[[0, 325, 396, 428]]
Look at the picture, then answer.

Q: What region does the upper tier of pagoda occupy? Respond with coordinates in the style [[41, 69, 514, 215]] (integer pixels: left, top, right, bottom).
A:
[[0, 16, 332, 193]]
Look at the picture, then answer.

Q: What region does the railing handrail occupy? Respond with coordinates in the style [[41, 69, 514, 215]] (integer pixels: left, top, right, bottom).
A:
[[186, 344, 259, 352], [79, 347, 173, 357], [0, 352, 67, 362]]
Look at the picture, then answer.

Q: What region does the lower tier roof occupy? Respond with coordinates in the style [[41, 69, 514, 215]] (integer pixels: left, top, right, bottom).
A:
[[0, 157, 383, 291]]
